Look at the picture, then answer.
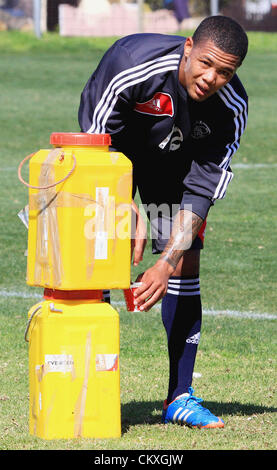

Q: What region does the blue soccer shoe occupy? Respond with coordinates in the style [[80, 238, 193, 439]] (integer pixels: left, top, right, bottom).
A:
[[162, 387, 224, 429]]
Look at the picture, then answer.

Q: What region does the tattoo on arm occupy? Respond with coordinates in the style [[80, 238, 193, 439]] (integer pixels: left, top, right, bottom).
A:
[[160, 210, 204, 270]]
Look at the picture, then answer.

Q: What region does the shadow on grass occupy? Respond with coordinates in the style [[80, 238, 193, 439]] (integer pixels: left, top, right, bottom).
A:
[[121, 399, 277, 433]]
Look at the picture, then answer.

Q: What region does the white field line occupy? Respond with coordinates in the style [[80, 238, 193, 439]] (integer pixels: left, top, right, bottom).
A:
[[0, 167, 19, 172], [2, 163, 277, 172], [0, 289, 276, 320], [232, 163, 277, 169]]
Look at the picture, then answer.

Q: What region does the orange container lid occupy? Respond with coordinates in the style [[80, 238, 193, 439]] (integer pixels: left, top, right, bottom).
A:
[[50, 132, 111, 146]]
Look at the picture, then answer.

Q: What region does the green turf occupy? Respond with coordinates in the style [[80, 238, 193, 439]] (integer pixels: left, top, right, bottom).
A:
[[0, 31, 276, 451]]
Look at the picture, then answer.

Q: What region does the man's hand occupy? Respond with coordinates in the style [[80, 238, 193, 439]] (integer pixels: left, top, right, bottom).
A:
[[133, 259, 174, 311], [131, 200, 147, 266]]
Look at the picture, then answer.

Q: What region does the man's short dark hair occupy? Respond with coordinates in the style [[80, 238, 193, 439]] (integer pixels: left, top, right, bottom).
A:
[[192, 15, 248, 65]]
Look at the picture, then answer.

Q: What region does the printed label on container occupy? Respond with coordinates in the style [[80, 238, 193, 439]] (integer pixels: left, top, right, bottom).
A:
[[96, 354, 119, 371], [94, 187, 109, 260], [44, 354, 74, 373], [94, 231, 108, 259]]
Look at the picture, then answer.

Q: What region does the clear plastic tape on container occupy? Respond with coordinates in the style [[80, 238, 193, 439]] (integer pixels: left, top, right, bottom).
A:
[[28, 148, 132, 287]]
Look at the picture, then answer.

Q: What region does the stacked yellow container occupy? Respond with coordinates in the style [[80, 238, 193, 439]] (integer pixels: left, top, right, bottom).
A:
[[27, 132, 132, 290], [21, 133, 132, 439]]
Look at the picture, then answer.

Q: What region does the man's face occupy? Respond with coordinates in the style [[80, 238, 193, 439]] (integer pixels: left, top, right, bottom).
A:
[[179, 37, 240, 102]]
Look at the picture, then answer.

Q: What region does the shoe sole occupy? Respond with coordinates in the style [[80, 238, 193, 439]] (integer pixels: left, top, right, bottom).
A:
[[192, 418, 225, 429], [162, 417, 225, 429]]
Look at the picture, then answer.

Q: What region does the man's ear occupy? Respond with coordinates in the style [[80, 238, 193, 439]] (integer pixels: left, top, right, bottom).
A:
[[183, 37, 194, 60]]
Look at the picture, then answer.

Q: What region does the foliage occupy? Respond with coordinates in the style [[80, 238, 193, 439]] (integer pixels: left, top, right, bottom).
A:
[[144, 0, 233, 15]]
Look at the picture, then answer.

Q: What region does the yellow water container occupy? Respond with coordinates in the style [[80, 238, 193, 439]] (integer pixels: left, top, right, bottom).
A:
[[26, 294, 121, 440], [25, 133, 132, 290]]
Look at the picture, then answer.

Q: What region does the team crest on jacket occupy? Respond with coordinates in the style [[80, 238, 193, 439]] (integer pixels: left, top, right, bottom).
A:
[[134, 92, 174, 117], [191, 121, 211, 139]]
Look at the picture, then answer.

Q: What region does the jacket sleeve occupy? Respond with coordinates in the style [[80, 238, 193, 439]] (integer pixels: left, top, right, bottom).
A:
[[181, 85, 248, 220], [78, 42, 136, 136]]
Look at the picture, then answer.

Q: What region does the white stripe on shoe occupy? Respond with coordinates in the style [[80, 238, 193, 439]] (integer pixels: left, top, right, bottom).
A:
[[172, 407, 183, 423]]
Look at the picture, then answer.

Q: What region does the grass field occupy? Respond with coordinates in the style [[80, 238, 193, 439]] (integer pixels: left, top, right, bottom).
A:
[[0, 30, 276, 452]]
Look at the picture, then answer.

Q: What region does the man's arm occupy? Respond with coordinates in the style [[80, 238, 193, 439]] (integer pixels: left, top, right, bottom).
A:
[[134, 209, 204, 311], [159, 209, 203, 270]]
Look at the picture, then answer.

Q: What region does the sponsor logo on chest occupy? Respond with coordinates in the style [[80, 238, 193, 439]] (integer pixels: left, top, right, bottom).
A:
[[134, 92, 174, 117], [191, 120, 211, 139], [159, 125, 183, 151]]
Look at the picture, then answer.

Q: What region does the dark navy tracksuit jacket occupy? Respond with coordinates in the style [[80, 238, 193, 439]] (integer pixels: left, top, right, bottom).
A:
[[78, 33, 248, 237]]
